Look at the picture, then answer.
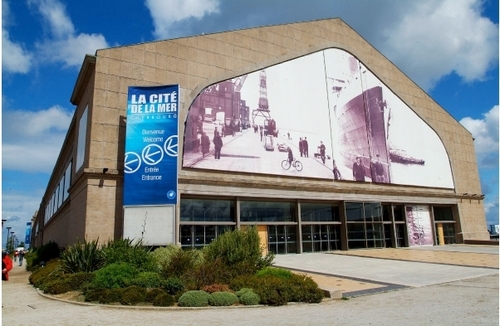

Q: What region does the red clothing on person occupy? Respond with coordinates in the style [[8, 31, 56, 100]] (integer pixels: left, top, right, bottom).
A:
[[2, 253, 13, 281]]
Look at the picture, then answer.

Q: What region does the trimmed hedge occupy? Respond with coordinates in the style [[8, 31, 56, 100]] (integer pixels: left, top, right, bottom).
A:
[[178, 290, 210, 307], [208, 292, 239, 306]]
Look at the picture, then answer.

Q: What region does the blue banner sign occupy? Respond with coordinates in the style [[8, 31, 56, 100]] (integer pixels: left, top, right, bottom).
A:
[[25, 222, 31, 245], [124, 85, 179, 206]]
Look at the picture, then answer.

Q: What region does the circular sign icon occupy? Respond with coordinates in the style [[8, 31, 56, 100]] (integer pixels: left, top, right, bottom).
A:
[[124, 152, 141, 173], [164, 135, 178, 157], [167, 190, 176, 200], [142, 144, 164, 165]]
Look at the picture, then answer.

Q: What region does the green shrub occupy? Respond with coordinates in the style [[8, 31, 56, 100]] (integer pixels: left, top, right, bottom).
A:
[[153, 293, 175, 307], [84, 288, 107, 303], [160, 248, 202, 279], [235, 287, 254, 297], [132, 272, 163, 288], [256, 267, 293, 280], [231, 274, 289, 306], [186, 258, 232, 289], [285, 273, 324, 303], [151, 245, 181, 271], [60, 239, 104, 273], [201, 283, 231, 294], [42, 279, 73, 295], [42, 272, 95, 295], [239, 291, 261, 305], [29, 259, 63, 288], [202, 226, 274, 276], [98, 288, 124, 304], [26, 242, 60, 270], [145, 288, 168, 303], [177, 290, 210, 307], [163, 277, 185, 295], [120, 286, 146, 305], [101, 238, 155, 272], [91, 263, 137, 289], [208, 291, 239, 306]]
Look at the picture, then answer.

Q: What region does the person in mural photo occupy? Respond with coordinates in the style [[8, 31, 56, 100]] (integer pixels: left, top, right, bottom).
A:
[[332, 159, 342, 180], [213, 131, 223, 160], [200, 132, 210, 157], [353, 156, 365, 181], [372, 154, 386, 183], [318, 141, 326, 164], [303, 137, 309, 158], [299, 138, 304, 157], [287, 146, 294, 165]]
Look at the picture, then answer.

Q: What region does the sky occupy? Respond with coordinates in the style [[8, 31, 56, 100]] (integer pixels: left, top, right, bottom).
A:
[[1, 0, 499, 247]]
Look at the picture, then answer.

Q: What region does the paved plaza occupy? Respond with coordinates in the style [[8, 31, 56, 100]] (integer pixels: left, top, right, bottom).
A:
[[2, 244, 498, 325]]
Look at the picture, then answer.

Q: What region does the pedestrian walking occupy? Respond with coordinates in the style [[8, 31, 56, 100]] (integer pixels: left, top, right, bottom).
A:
[[18, 250, 25, 267], [2, 251, 13, 281]]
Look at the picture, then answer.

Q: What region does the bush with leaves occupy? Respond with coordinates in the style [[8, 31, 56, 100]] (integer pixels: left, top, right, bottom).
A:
[[120, 286, 147, 305], [153, 292, 175, 307], [42, 272, 95, 295], [26, 242, 60, 270], [145, 288, 168, 303], [185, 258, 232, 289], [132, 271, 163, 288], [98, 288, 124, 304], [160, 248, 202, 279], [163, 277, 185, 295], [285, 273, 324, 303], [91, 263, 137, 289], [101, 238, 155, 272], [238, 290, 261, 306], [208, 291, 239, 306], [177, 290, 210, 307], [29, 259, 63, 288], [60, 239, 104, 273], [202, 226, 274, 277], [150, 245, 181, 271], [201, 283, 231, 294], [256, 267, 293, 280]]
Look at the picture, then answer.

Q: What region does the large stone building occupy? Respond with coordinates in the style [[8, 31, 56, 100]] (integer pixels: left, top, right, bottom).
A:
[[31, 18, 488, 253]]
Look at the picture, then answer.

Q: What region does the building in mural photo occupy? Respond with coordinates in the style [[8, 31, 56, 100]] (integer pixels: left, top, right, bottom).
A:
[[31, 18, 487, 254]]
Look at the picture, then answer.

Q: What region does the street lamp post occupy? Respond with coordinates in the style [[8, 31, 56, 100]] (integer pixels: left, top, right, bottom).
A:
[[6, 226, 12, 251]]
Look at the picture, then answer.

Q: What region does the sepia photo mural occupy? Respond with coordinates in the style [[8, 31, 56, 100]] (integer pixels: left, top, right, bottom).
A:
[[182, 48, 454, 189]]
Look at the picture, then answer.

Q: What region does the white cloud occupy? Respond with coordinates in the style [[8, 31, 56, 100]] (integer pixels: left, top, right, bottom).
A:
[[460, 105, 499, 158], [29, 0, 74, 38], [36, 33, 108, 67], [29, 0, 109, 68], [2, 106, 73, 173], [382, 0, 499, 90], [146, 0, 220, 39], [2, 0, 33, 73], [2, 30, 34, 74]]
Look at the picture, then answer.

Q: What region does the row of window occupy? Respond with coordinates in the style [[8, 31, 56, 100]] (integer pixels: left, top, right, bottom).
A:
[[44, 161, 72, 224], [179, 198, 456, 253]]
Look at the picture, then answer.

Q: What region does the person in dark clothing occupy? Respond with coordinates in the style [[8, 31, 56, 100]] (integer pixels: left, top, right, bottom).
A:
[[303, 137, 309, 157], [213, 131, 223, 159], [287, 146, 294, 164], [332, 160, 342, 180], [318, 141, 326, 164], [352, 157, 365, 181], [200, 132, 210, 157]]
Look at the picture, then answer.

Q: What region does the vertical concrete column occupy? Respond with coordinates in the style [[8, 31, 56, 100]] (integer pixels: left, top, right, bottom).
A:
[[437, 223, 445, 245], [297, 200, 303, 254]]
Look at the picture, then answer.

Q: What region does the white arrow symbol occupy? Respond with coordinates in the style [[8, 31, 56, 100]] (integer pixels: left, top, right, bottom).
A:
[[164, 135, 178, 157], [124, 152, 141, 173], [142, 144, 164, 165]]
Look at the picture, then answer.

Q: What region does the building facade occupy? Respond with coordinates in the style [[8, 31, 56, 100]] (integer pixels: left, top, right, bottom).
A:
[[31, 18, 488, 253]]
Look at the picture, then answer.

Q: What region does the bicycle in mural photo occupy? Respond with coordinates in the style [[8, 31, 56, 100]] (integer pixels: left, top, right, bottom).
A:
[[281, 157, 303, 171]]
